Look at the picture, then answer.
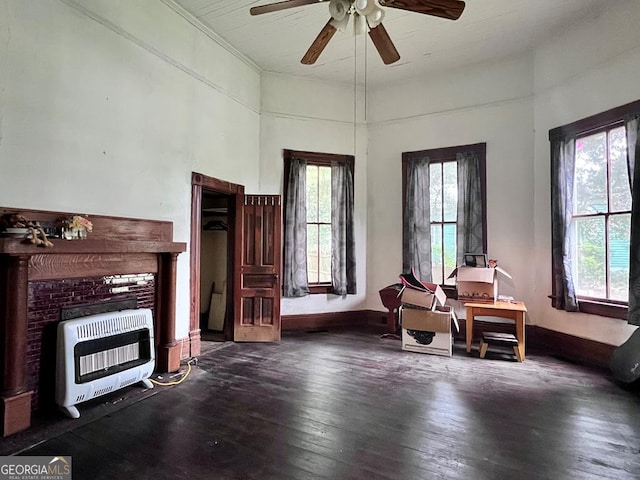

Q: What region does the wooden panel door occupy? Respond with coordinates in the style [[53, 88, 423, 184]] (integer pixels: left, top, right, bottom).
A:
[[233, 195, 282, 342]]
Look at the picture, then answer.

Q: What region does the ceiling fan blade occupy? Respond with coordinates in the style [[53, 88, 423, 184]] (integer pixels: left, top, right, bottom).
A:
[[380, 0, 465, 20], [368, 24, 401, 65], [301, 20, 337, 65], [250, 0, 327, 16]]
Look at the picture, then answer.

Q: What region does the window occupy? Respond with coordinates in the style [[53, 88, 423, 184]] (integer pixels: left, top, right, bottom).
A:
[[283, 149, 356, 296], [305, 164, 332, 284], [429, 160, 458, 285], [573, 126, 630, 302], [550, 99, 640, 319], [402, 143, 487, 289]]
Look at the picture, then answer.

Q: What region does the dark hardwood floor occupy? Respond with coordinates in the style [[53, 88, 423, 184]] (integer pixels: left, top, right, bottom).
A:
[[8, 329, 640, 479]]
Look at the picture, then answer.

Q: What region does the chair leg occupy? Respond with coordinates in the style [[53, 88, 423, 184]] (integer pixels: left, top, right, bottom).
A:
[[479, 341, 488, 359]]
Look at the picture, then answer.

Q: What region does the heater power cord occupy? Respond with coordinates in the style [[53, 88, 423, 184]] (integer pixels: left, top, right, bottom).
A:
[[149, 357, 197, 386]]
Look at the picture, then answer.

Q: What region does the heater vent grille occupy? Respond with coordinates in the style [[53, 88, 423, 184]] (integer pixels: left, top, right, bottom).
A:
[[56, 308, 155, 419], [93, 386, 114, 398], [75, 312, 152, 341], [120, 375, 139, 388]]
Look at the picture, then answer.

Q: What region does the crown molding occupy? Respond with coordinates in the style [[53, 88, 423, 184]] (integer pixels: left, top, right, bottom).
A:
[[160, 0, 262, 75]]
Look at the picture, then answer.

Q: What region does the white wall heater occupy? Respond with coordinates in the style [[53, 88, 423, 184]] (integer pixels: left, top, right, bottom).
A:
[[56, 308, 155, 419]]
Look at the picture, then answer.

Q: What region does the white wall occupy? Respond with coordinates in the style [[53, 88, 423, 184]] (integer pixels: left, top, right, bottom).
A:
[[3, 0, 639, 346], [259, 72, 368, 315], [532, 0, 640, 345], [366, 0, 640, 346], [0, 0, 261, 339], [366, 56, 536, 318]]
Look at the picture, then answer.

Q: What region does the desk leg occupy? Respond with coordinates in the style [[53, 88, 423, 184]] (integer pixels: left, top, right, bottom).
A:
[[465, 306, 474, 353], [515, 311, 525, 361]]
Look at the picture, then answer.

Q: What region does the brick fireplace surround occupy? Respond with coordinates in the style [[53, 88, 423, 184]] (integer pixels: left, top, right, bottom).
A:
[[0, 208, 186, 437]]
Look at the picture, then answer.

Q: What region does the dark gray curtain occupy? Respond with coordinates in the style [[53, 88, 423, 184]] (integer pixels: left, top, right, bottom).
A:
[[625, 116, 638, 192], [456, 151, 484, 264], [611, 115, 640, 380], [550, 136, 578, 311], [403, 158, 432, 282], [331, 162, 356, 295], [283, 159, 310, 297], [626, 115, 640, 325]]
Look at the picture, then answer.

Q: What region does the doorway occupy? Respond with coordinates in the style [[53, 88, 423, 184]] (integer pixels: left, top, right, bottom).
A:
[[190, 173, 243, 350], [199, 192, 230, 340], [190, 172, 283, 355]]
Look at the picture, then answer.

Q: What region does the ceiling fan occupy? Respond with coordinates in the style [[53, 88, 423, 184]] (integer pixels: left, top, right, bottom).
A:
[[250, 0, 465, 65]]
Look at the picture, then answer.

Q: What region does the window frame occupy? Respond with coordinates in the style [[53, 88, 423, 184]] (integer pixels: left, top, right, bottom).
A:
[[572, 124, 630, 305], [549, 99, 640, 320], [402, 143, 487, 296], [283, 149, 355, 294]]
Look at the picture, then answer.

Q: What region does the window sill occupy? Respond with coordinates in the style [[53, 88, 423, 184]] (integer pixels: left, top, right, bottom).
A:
[[550, 294, 627, 320], [578, 299, 627, 320], [308, 284, 333, 295]]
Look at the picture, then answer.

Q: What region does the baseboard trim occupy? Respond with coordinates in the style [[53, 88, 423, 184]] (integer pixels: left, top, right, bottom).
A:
[[188, 329, 201, 358], [530, 326, 614, 370], [285, 310, 614, 370], [282, 311, 370, 331], [453, 318, 613, 369]]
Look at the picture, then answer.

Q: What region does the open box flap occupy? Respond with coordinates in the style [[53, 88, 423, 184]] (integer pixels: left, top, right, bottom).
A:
[[449, 265, 512, 282]]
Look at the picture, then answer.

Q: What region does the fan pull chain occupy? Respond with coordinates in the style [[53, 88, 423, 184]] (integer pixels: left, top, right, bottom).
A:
[[364, 30, 367, 122], [353, 27, 357, 159]]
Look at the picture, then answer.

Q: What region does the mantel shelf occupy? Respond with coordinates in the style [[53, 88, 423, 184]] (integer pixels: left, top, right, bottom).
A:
[[0, 238, 186, 255], [0, 207, 186, 437]]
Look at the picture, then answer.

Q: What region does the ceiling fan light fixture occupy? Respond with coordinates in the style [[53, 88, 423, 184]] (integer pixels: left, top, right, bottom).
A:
[[354, 0, 374, 16], [366, 5, 385, 28], [329, 0, 351, 21], [250, 0, 465, 66], [330, 14, 350, 32]]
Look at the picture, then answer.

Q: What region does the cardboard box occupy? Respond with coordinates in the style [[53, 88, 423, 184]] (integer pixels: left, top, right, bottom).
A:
[[400, 284, 447, 309], [400, 306, 453, 356], [400, 288, 435, 309], [457, 266, 497, 303], [451, 266, 511, 304]]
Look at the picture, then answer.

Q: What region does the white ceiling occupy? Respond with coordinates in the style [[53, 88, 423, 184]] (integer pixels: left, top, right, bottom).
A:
[[171, 0, 614, 86]]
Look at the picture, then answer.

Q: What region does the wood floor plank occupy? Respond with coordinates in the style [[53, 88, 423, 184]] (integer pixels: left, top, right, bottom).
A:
[[12, 329, 640, 479]]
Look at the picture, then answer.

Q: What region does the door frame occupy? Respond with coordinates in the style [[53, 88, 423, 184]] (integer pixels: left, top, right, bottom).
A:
[[190, 172, 244, 355]]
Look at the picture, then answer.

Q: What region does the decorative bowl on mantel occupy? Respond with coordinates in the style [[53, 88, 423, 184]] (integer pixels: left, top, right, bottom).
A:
[[1, 227, 30, 238]]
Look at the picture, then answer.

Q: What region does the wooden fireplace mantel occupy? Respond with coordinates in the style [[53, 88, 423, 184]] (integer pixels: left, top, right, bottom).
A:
[[0, 238, 185, 255], [0, 208, 186, 437]]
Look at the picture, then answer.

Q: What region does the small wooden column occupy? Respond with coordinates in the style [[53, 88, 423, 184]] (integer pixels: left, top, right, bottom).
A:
[[1, 255, 33, 436], [156, 252, 181, 373]]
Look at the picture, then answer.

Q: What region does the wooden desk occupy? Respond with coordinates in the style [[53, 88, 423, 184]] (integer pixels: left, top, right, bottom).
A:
[[465, 301, 527, 361]]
